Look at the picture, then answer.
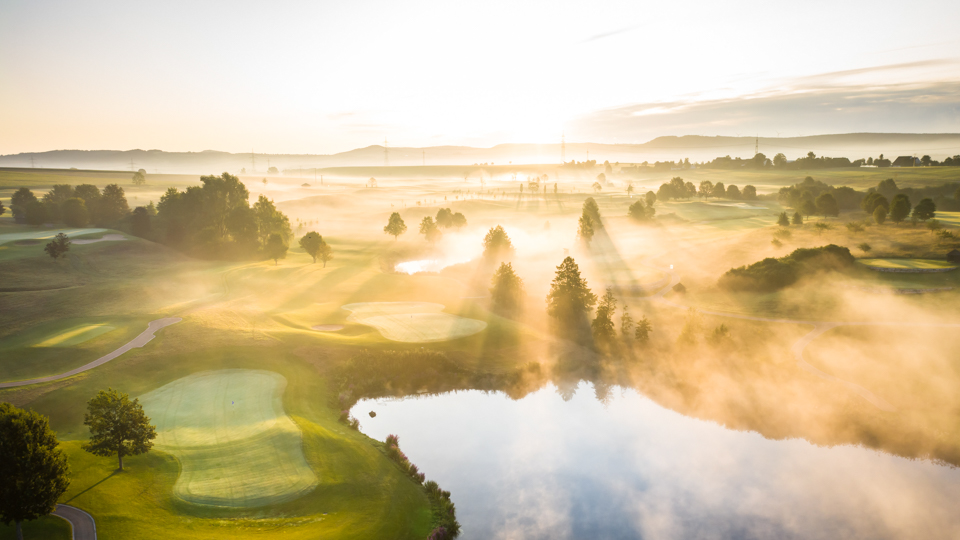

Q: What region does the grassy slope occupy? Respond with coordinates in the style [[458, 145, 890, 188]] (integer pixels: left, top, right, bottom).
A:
[[0, 515, 71, 540]]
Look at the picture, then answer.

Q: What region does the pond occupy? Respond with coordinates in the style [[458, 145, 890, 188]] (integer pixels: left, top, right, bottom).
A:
[[356, 383, 960, 539]]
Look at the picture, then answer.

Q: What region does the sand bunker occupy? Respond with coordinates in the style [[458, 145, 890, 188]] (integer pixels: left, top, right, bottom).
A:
[[311, 324, 344, 331], [139, 370, 317, 508], [342, 302, 486, 343], [72, 233, 127, 245]]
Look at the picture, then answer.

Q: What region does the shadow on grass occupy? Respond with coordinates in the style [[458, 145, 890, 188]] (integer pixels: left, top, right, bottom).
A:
[[66, 470, 122, 503]]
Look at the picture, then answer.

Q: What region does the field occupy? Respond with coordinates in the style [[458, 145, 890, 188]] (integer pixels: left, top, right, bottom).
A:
[[858, 258, 957, 270], [2, 164, 960, 539], [139, 370, 317, 508]]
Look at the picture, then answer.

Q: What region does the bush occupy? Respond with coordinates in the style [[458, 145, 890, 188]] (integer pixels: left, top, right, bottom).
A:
[[719, 245, 855, 292]]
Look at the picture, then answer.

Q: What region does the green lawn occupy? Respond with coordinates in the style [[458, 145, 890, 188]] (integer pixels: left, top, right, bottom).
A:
[[0, 514, 71, 540], [858, 258, 958, 270]]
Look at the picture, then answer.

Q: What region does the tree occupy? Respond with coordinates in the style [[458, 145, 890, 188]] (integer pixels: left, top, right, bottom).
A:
[[889, 194, 911, 224], [626, 183, 635, 196], [384, 212, 407, 240], [419, 216, 441, 243], [815, 192, 839, 217], [872, 206, 887, 225], [591, 288, 617, 349], [82, 389, 157, 471], [644, 191, 657, 207], [268, 166, 279, 174], [435, 208, 454, 228], [726, 185, 741, 199], [628, 200, 650, 222], [712, 182, 726, 198], [582, 197, 602, 227], [483, 225, 515, 261], [634, 316, 652, 344], [490, 262, 524, 317], [546, 257, 597, 336], [858, 243, 872, 253], [620, 305, 634, 339], [861, 192, 889, 214], [926, 219, 943, 235], [264, 233, 288, 265], [11, 188, 38, 220], [577, 213, 595, 246], [99, 184, 130, 224], [299, 231, 323, 263], [74, 184, 101, 223], [814, 222, 832, 236], [773, 153, 788, 167], [913, 198, 936, 221], [698, 180, 714, 199], [845, 221, 864, 234], [61, 198, 89, 227], [792, 212, 803, 225], [44, 233, 70, 260], [25, 201, 49, 225], [253, 195, 292, 246], [0, 403, 70, 540], [0, 201, 4, 216], [131, 206, 151, 237], [800, 199, 817, 217], [777, 212, 790, 227], [132, 171, 146, 186], [316, 238, 333, 267], [452, 212, 467, 230], [742, 185, 757, 200]]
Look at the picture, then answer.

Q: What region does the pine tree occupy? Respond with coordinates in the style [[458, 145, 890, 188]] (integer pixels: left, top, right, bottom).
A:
[[635, 316, 653, 344], [777, 212, 790, 227], [591, 288, 617, 347], [490, 262, 524, 317], [546, 257, 597, 336], [384, 212, 407, 240], [620, 305, 634, 338], [792, 211, 803, 225]]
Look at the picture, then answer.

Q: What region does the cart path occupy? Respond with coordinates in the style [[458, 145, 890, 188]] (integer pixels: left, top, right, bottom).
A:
[[645, 260, 960, 412], [0, 317, 182, 388], [53, 504, 97, 540]]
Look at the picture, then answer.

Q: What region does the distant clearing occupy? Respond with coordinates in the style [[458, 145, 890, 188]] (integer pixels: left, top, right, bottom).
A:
[[33, 324, 116, 347], [342, 302, 487, 342], [859, 259, 957, 270], [139, 370, 317, 508]]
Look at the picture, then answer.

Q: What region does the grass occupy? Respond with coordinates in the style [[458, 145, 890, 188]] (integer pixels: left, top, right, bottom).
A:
[[342, 302, 488, 343], [33, 323, 118, 347], [858, 258, 958, 269], [0, 515, 71, 540], [139, 369, 318, 508], [0, 227, 109, 246]]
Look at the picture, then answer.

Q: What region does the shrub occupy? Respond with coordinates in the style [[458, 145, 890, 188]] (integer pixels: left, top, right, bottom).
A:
[[719, 245, 855, 292]]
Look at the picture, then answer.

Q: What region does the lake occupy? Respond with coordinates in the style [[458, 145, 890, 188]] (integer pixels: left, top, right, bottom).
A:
[[356, 383, 960, 539]]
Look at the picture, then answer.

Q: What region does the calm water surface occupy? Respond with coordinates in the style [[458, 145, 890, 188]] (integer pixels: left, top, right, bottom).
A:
[[356, 383, 960, 540]]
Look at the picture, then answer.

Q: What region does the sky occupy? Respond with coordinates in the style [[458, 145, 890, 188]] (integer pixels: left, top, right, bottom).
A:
[[1, 0, 959, 155]]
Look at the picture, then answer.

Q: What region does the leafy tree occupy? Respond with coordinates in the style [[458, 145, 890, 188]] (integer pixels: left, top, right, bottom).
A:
[[384, 212, 407, 240], [577, 213, 595, 246], [815, 192, 839, 217], [814, 222, 832, 236], [800, 199, 817, 217], [435, 208, 454, 228], [452, 212, 467, 230], [711, 182, 726, 198], [792, 212, 803, 225], [626, 183, 635, 196], [773, 153, 788, 167], [912, 198, 936, 221], [25, 201, 49, 225], [698, 180, 714, 199], [483, 225, 515, 261], [873, 205, 887, 225], [0, 403, 70, 540], [99, 184, 130, 224], [620, 304, 634, 338], [131, 207, 151, 237], [858, 243, 872, 253], [592, 181, 603, 193], [926, 219, 943, 235], [419, 216, 441, 243], [299, 231, 323, 263], [861, 192, 888, 214], [132, 171, 146, 186], [634, 316, 652, 344], [267, 166, 279, 174], [82, 389, 157, 470], [61, 198, 89, 227], [889, 194, 911, 224], [742, 185, 757, 200], [877, 178, 898, 198], [42, 184, 75, 211], [771, 238, 783, 248], [582, 197, 602, 228], [252, 195, 292, 245], [264, 233, 288, 264], [316, 238, 333, 267], [490, 262, 524, 317], [11, 188, 38, 220], [644, 191, 657, 207], [628, 200, 649, 222], [44, 234, 70, 261], [777, 212, 790, 227], [591, 288, 618, 349], [74, 184, 101, 222], [0, 201, 4, 216], [726, 185, 741, 199], [546, 257, 597, 336], [845, 222, 864, 234]]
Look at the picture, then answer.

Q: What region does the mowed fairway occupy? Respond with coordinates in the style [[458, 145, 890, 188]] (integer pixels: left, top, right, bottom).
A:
[[859, 258, 958, 270], [342, 302, 487, 343], [139, 370, 318, 508], [33, 323, 116, 347]]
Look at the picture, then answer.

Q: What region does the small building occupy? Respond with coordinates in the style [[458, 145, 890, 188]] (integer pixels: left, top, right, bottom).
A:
[[892, 156, 920, 167], [948, 249, 960, 263]]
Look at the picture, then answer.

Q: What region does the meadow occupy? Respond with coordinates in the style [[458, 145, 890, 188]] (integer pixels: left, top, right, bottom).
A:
[[2, 163, 960, 539]]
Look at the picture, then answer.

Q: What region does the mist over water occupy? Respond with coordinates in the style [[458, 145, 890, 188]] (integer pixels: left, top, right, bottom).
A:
[[357, 384, 960, 540]]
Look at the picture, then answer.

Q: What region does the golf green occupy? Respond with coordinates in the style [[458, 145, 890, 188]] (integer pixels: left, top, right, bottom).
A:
[[139, 369, 317, 508]]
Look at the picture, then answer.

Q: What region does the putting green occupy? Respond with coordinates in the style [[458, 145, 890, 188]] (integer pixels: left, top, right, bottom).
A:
[[0, 228, 109, 245], [859, 259, 957, 270], [139, 370, 317, 508], [33, 324, 116, 347], [342, 302, 487, 343]]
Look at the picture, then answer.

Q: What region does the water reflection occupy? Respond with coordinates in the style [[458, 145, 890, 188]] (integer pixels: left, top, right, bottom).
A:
[[357, 384, 960, 540]]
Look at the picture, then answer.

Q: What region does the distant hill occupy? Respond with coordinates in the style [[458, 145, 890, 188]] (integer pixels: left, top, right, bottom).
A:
[[2, 133, 957, 174]]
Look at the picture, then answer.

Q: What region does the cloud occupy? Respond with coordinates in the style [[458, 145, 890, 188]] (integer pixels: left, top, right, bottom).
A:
[[580, 24, 641, 44]]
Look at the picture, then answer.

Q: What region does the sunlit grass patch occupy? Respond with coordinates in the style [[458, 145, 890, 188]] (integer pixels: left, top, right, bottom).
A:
[[858, 258, 957, 270], [342, 302, 487, 342], [139, 369, 317, 508], [33, 323, 116, 347]]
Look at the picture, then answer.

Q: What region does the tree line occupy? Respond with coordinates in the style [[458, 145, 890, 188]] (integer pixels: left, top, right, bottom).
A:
[[9, 184, 131, 227]]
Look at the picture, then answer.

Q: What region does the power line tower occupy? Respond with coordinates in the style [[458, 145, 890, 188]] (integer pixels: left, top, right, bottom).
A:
[[384, 138, 389, 167], [561, 133, 566, 164]]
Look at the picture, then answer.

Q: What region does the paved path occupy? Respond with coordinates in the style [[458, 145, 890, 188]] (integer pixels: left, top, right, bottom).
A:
[[53, 504, 97, 540], [0, 317, 182, 388], [644, 259, 960, 412]]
